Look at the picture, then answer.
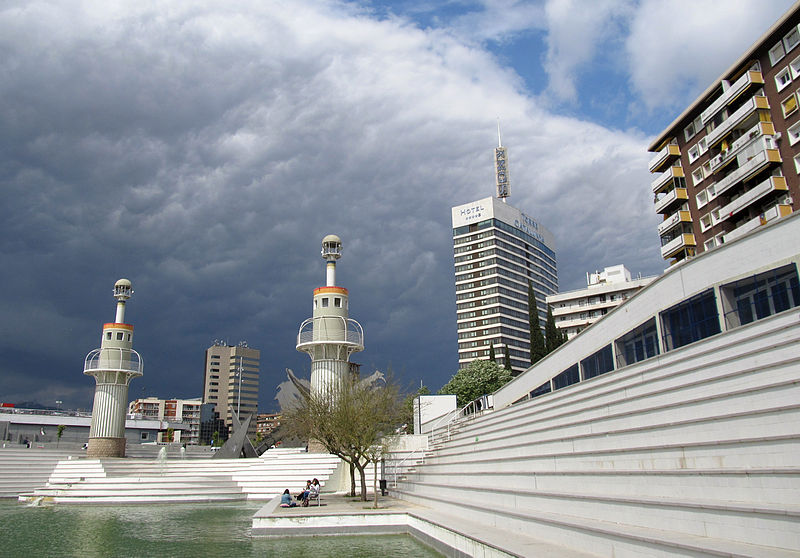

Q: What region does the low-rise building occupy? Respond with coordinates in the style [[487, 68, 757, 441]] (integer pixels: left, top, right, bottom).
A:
[[255, 413, 281, 439], [547, 265, 658, 340], [128, 397, 202, 444]]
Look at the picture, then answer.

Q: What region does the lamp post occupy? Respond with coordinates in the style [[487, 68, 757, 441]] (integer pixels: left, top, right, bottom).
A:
[[237, 356, 243, 417]]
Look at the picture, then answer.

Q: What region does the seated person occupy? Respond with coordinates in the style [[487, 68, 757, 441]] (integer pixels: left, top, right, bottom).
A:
[[308, 478, 320, 501], [279, 489, 296, 508], [297, 480, 311, 503]]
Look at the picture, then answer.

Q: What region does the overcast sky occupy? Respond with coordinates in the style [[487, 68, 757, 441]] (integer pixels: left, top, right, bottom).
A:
[[1, 0, 794, 412]]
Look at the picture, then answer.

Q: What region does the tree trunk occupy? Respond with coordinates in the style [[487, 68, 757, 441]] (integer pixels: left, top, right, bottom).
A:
[[372, 459, 378, 508], [354, 460, 368, 501], [349, 461, 356, 497]]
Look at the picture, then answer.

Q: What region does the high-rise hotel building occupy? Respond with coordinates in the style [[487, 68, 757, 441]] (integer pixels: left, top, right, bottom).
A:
[[648, 3, 800, 264], [452, 140, 557, 375]]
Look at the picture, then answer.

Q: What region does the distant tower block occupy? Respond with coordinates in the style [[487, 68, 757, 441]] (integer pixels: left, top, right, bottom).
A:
[[84, 279, 143, 457], [296, 235, 364, 397]]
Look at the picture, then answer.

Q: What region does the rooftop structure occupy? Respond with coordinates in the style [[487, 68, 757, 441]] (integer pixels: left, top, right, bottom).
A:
[[648, 2, 800, 264]]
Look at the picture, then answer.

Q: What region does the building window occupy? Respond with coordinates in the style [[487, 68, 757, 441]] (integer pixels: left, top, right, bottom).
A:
[[776, 67, 792, 92], [721, 264, 800, 329], [691, 168, 704, 186], [334, 297, 341, 308], [660, 289, 721, 351], [529, 382, 551, 399], [106, 332, 112, 340], [697, 189, 709, 209], [702, 160, 711, 178], [581, 345, 614, 380], [782, 92, 798, 117], [321, 297, 329, 307], [683, 116, 702, 142], [784, 26, 800, 53], [769, 41, 786, 65], [788, 120, 800, 145], [141, 432, 149, 440], [790, 56, 800, 79], [704, 237, 716, 251], [553, 364, 579, 390], [615, 318, 659, 368], [697, 137, 708, 155], [116, 332, 123, 340], [699, 213, 712, 232], [794, 153, 800, 174], [687, 144, 700, 164]]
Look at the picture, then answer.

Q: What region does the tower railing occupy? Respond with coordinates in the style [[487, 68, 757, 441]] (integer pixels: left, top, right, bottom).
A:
[[296, 317, 364, 348], [84, 347, 143, 375]]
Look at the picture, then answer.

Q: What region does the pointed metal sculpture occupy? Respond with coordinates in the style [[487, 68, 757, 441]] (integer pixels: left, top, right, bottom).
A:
[[212, 409, 257, 458]]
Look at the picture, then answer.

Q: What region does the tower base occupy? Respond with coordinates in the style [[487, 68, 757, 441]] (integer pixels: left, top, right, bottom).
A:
[[87, 437, 126, 458]]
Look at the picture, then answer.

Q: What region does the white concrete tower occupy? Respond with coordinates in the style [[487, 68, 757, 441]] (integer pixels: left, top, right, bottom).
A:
[[83, 279, 143, 457], [296, 235, 364, 396]]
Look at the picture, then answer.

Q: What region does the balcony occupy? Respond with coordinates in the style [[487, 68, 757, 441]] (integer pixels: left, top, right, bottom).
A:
[[661, 233, 696, 259], [648, 144, 681, 173], [654, 187, 688, 214], [651, 166, 684, 194], [722, 204, 793, 243], [713, 147, 782, 198], [700, 70, 764, 126], [715, 176, 788, 223], [709, 121, 775, 174], [296, 317, 364, 352], [84, 347, 143, 376], [658, 210, 692, 236], [706, 95, 769, 148]]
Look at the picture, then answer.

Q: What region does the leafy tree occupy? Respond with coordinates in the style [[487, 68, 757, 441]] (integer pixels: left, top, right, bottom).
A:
[[503, 346, 512, 372], [284, 374, 402, 502], [488, 342, 496, 362], [439, 360, 512, 407], [545, 305, 565, 354], [57, 425, 66, 448], [528, 281, 547, 365]]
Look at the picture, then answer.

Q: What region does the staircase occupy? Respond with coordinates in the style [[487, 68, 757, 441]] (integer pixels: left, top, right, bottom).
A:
[[0, 447, 82, 498], [17, 449, 341, 504], [394, 309, 800, 557]]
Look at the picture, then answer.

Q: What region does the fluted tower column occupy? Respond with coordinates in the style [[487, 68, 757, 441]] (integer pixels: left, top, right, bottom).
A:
[[84, 279, 143, 457], [297, 235, 364, 397]]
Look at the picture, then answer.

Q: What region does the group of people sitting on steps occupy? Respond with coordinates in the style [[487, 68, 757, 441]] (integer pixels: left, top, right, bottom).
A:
[[280, 478, 320, 507]]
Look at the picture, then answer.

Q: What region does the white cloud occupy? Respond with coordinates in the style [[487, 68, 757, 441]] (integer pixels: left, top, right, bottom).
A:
[[626, 0, 795, 110], [0, 0, 664, 407], [541, 0, 633, 102]]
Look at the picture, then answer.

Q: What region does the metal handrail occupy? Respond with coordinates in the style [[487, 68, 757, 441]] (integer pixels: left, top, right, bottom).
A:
[[296, 317, 364, 347], [388, 446, 428, 488], [83, 347, 143, 375]]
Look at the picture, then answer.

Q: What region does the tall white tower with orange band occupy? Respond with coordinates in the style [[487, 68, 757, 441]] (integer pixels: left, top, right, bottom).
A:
[[296, 235, 364, 396], [83, 279, 143, 457]]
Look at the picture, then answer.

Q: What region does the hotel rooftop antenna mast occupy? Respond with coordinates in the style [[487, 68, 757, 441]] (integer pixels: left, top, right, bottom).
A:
[[495, 119, 510, 203]]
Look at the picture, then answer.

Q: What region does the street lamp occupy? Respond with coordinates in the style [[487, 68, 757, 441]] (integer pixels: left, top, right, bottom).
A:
[[55, 400, 62, 411], [236, 356, 243, 417]]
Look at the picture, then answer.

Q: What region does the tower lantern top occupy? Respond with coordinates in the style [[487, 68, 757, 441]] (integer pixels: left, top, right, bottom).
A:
[[113, 278, 132, 302], [321, 234, 342, 262]]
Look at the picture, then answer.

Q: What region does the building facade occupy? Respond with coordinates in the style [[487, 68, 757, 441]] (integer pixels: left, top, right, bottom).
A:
[[201, 341, 260, 437], [452, 196, 558, 375], [128, 397, 203, 444], [547, 265, 658, 340], [255, 413, 281, 439], [648, 4, 800, 264]]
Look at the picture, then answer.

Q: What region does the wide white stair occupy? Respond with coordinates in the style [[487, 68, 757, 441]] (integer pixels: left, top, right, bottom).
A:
[[18, 449, 342, 504], [394, 310, 800, 557]]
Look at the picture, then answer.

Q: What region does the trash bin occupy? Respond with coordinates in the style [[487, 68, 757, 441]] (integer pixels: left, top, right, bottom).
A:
[[379, 479, 387, 496]]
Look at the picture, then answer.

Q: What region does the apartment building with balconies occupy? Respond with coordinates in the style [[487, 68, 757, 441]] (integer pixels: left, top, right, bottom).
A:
[[648, 4, 800, 264], [546, 265, 658, 340], [128, 396, 203, 444]]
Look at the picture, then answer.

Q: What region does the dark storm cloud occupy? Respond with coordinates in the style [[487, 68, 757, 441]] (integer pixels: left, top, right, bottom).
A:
[[0, 1, 663, 410]]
